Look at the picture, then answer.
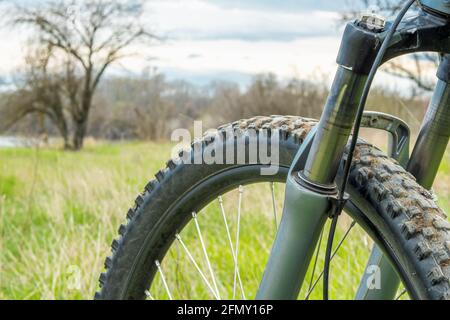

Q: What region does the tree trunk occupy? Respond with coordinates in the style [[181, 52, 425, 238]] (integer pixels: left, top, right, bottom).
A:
[[61, 124, 71, 150], [71, 92, 92, 151], [63, 136, 71, 150], [51, 108, 71, 150], [72, 118, 88, 151]]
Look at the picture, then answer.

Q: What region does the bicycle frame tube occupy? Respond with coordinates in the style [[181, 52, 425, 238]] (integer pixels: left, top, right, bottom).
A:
[[257, 7, 450, 300]]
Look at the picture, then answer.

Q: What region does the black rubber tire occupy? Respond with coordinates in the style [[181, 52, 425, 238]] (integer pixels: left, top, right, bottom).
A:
[[96, 116, 450, 300]]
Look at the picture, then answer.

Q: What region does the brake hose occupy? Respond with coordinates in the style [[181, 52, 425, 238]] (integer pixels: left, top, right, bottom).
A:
[[323, 0, 417, 300]]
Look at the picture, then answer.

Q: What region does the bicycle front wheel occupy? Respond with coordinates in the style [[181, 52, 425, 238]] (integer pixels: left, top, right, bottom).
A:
[[96, 116, 450, 300]]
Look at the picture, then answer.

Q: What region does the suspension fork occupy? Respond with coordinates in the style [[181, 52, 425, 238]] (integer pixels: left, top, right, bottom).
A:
[[256, 21, 381, 300], [357, 56, 450, 300], [257, 7, 450, 299], [256, 70, 369, 300]]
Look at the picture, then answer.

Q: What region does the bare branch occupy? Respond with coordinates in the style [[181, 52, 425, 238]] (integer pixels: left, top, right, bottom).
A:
[[6, 0, 157, 149]]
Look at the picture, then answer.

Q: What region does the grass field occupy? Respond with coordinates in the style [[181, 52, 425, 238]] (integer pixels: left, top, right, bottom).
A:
[[0, 141, 448, 300]]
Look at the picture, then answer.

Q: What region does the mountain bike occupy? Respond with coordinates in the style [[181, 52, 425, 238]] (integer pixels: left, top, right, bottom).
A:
[[96, 0, 450, 300]]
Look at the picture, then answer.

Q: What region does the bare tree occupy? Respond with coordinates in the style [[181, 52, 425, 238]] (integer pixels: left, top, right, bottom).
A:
[[382, 53, 438, 92], [2, 48, 72, 148], [341, 0, 438, 92], [8, 0, 156, 149], [132, 74, 175, 140], [208, 74, 327, 126]]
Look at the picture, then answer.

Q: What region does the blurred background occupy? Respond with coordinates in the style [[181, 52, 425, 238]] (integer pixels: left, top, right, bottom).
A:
[[0, 0, 448, 299], [0, 0, 438, 146]]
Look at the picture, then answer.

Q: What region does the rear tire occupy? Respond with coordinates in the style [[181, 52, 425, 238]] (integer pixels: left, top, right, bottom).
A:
[[96, 116, 450, 300]]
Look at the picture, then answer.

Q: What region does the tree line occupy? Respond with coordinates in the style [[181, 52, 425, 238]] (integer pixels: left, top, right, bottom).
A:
[[1, 71, 428, 142]]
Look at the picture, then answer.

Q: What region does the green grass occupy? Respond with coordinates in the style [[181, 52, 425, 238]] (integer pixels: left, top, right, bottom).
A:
[[0, 141, 172, 300], [0, 142, 448, 300]]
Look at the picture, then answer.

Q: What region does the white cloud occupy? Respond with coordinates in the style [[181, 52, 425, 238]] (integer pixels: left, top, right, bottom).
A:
[[0, 28, 29, 76], [124, 0, 344, 84], [148, 0, 341, 41], [122, 37, 342, 80]]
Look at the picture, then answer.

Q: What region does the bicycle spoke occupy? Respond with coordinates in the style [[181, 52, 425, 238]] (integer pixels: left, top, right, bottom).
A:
[[145, 290, 155, 300], [155, 260, 173, 300], [192, 212, 221, 299], [305, 220, 357, 299], [175, 234, 220, 300], [233, 186, 244, 299], [218, 196, 246, 299], [396, 289, 407, 300], [306, 227, 325, 297], [270, 182, 278, 231]]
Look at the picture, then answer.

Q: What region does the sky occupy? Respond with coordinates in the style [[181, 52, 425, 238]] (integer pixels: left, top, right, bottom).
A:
[[0, 0, 411, 89], [133, 0, 347, 86]]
